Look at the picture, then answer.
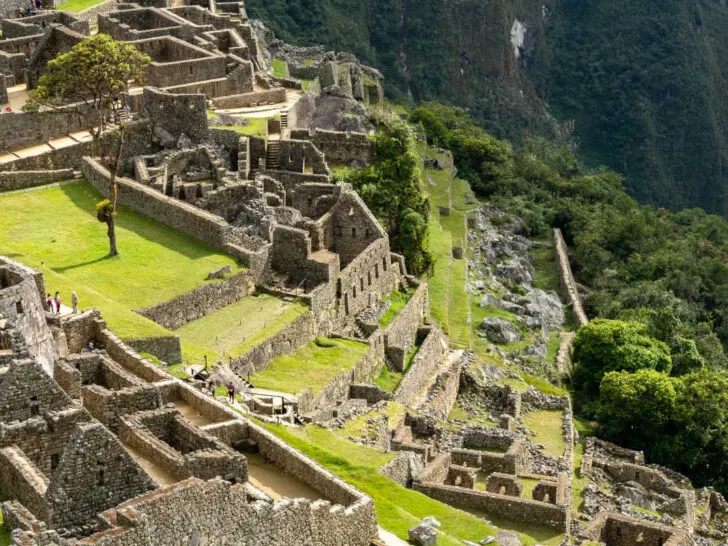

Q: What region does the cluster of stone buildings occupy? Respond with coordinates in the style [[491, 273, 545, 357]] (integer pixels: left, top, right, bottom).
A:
[[1, 0, 728, 545], [0, 257, 378, 544]]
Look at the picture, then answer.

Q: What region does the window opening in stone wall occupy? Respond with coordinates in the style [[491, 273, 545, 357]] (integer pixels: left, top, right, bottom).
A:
[[51, 453, 60, 470], [335, 225, 342, 236], [97, 462, 106, 486], [352, 286, 356, 298], [0, 269, 8, 288], [368, 271, 371, 286], [383, 257, 387, 271], [29, 395, 39, 416], [360, 278, 364, 291], [15, 301, 23, 314], [636, 532, 644, 542], [375, 264, 379, 278], [351, 227, 356, 237], [365, 228, 370, 237]]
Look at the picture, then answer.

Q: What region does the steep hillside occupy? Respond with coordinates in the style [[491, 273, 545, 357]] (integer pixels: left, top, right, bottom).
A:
[[247, 0, 728, 214]]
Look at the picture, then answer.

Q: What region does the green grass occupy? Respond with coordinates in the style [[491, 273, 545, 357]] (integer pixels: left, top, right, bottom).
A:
[[0, 182, 240, 341], [259, 422, 563, 545], [226, 117, 269, 137], [448, 257, 470, 348], [375, 366, 404, 392], [522, 410, 566, 458], [175, 294, 308, 363], [271, 59, 289, 78], [532, 244, 560, 293], [0, 510, 9, 546], [379, 289, 414, 328], [251, 338, 369, 395], [521, 373, 567, 396], [166, 363, 190, 379], [55, 0, 105, 11], [428, 220, 452, 330], [572, 417, 599, 514]]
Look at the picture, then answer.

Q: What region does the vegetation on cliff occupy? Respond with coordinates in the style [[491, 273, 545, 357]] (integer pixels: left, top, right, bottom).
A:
[[412, 102, 728, 495], [249, 0, 728, 214]]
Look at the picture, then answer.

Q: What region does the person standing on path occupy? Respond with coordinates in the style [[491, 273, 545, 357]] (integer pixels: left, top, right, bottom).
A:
[[227, 381, 235, 404], [46, 293, 53, 313], [54, 291, 61, 314], [71, 291, 79, 314]]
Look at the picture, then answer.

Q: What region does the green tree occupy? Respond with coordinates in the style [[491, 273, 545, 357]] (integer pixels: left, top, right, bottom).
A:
[[572, 319, 672, 408], [598, 369, 679, 452], [26, 35, 148, 256]]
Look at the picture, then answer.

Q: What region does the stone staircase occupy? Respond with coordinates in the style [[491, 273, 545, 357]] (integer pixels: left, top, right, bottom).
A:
[[280, 110, 288, 135], [265, 140, 280, 170]]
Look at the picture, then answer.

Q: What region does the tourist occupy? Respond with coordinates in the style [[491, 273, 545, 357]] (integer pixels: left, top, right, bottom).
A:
[[25, 0, 32, 16], [46, 293, 53, 312], [34, 0, 41, 10], [71, 291, 78, 314], [3, 106, 12, 113], [86, 341, 95, 352], [54, 291, 61, 313], [227, 381, 235, 404]]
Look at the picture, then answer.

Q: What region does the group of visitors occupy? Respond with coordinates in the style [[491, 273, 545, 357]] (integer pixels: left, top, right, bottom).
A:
[[23, 0, 43, 16], [207, 379, 237, 404], [45, 291, 79, 314]]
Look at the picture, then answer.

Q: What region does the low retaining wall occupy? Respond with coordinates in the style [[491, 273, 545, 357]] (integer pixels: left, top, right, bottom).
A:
[[125, 335, 182, 364], [212, 88, 287, 109], [231, 310, 315, 376], [0, 170, 75, 192], [553, 228, 588, 327], [134, 269, 257, 331], [413, 481, 568, 530]]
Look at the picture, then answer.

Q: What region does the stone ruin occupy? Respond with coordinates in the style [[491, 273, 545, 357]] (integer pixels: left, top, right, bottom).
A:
[[0, 260, 379, 545]]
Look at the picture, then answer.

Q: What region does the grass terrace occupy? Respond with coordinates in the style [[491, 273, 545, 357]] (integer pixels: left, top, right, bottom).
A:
[[55, 0, 105, 12], [271, 59, 289, 78], [175, 293, 308, 363], [0, 182, 241, 344], [260, 422, 555, 546], [374, 342, 419, 392], [424, 152, 476, 348], [0, 510, 9, 546], [522, 410, 567, 458], [250, 337, 369, 395], [379, 289, 414, 328]]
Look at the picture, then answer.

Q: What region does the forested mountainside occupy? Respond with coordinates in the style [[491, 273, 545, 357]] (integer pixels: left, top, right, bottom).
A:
[[248, 0, 728, 215]]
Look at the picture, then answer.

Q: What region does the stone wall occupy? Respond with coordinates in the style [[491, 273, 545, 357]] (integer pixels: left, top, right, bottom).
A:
[[212, 87, 287, 109], [0, 447, 49, 523], [0, 107, 92, 155], [297, 335, 385, 415], [310, 128, 375, 166], [73, 477, 377, 546], [0, 170, 75, 192], [384, 283, 429, 371], [142, 86, 209, 144], [230, 310, 315, 376], [125, 335, 181, 364], [418, 352, 462, 420], [413, 480, 569, 530], [393, 325, 446, 405], [134, 269, 257, 330], [553, 228, 588, 327], [577, 512, 690, 546], [0, 258, 58, 373], [349, 383, 393, 404]]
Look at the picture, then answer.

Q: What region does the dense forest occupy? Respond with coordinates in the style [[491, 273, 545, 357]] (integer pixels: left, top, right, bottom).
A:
[[411, 102, 728, 495], [248, 0, 728, 215]]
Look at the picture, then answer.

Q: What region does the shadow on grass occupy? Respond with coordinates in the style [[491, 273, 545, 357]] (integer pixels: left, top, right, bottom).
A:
[[57, 181, 235, 262], [52, 253, 115, 273]]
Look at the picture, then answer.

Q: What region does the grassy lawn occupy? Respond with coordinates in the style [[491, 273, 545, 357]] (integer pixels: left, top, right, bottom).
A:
[[428, 220, 451, 330], [226, 117, 269, 137], [175, 294, 308, 363], [0, 182, 240, 341], [532, 244, 559, 293], [379, 289, 414, 328], [271, 59, 289, 78], [251, 338, 369, 395], [259, 422, 558, 546], [56, 0, 104, 11], [522, 410, 566, 458], [448, 257, 470, 348], [375, 366, 404, 392]]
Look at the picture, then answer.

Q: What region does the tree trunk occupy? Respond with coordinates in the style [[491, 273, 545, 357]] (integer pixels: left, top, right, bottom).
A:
[[106, 213, 118, 257]]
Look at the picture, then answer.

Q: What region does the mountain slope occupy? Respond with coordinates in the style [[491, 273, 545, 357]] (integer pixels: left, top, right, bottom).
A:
[[247, 0, 728, 214]]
